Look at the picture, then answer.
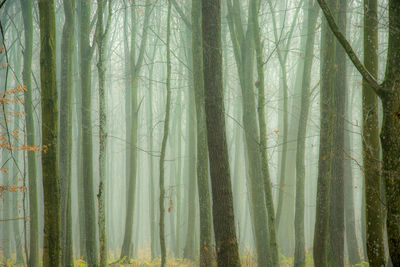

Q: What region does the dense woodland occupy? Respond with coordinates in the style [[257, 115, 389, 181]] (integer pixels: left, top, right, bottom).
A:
[[0, 0, 399, 266]]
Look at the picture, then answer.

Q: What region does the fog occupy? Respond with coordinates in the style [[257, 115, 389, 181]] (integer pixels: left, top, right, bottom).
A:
[[1, 0, 399, 266]]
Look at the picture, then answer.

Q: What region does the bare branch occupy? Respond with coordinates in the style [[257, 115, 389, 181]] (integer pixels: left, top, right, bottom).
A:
[[316, 0, 382, 95]]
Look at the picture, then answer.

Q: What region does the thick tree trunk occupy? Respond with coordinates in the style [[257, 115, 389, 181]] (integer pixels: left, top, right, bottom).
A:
[[38, 0, 62, 265], [381, 3, 400, 262], [313, 0, 337, 265], [202, 0, 241, 265], [362, 0, 386, 265], [328, 0, 346, 265]]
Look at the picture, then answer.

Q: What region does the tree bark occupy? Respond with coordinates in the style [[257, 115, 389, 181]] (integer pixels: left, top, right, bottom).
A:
[[38, 0, 62, 265], [202, 0, 241, 265], [191, 0, 213, 265], [313, 0, 337, 265], [362, 0, 386, 265]]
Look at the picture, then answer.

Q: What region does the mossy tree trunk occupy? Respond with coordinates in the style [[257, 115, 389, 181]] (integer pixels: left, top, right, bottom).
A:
[[362, 0, 386, 265], [38, 0, 62, 265], [96, 1, 112, 266]]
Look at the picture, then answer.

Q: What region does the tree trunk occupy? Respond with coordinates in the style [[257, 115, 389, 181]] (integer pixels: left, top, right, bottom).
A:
[[328, 0, 346, 265], [251, 0, 279, 265], [159, 4, 172, 266], [363, 0, 386, 265], [60, 0, 75, 265], [313, 0, 337, 265], [380, 2, 400, 263], [120, 1, 151, 260], [191, 0, 213, 265], [202, 0, 241, 265], [79, 1, 98, 264], [226, 2, 271, 265], [294, 2, 319, 266], [38, 0, 62, 265], [96, 1, 112, 266], [344, 103, 361, 265], [20, 0, 39, 265]]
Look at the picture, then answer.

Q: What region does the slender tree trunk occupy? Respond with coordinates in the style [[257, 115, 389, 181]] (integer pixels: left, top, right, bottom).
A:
[[251, 0, 279, 265], [294, 2, 319, 266], [344, 103, 361, 265], [202, 0, 241, 265], [38, 0, 62, 265], [96, 1, 112, 266], [120, 1, 151, 260], [159, 4, 172, 266], [226, 2, 271, 265], [183, 81, 197, 261], [79, 1, 98, 264], [60, 0, 75, 265], [183, 22, 197, 262], [190, 0, 213, 265], [20, 0, 39, 265]]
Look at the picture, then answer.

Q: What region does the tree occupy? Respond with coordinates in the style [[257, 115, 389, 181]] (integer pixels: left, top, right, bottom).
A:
[[120, 0, 152, 260], [202, 0, 241, 265], [294, 1, 319, 266], [316, 0, 400, 263], [159, 3, 172, 266], [59, 0, 75, 265], [191, 0, 213, 265], [328, 0, 347, 264], [20, 0, 39, 265], [38, 0, 61, 265], [363, 0, 385, 265], [251, 0, 279, 265], [79, 0, 98, 264], [313, 0, 337, 265], [96, 1, 112, 266], [226, 1, 272, 264]]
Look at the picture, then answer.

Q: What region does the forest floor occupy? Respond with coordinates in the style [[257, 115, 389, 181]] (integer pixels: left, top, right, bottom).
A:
[[1, 251, 369, 266]]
